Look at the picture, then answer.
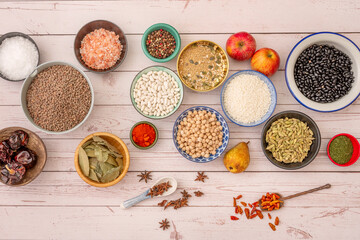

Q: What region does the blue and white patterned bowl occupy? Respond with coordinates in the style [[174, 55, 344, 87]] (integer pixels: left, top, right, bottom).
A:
[[173, 106, 230, 163], [220, 70, 277, 127]]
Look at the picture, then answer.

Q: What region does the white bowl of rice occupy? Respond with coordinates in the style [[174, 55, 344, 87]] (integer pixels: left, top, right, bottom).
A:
[[220, 70, 277, 127]]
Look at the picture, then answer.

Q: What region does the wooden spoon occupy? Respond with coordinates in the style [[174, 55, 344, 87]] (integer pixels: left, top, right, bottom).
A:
[[259, 183, 331, 211]]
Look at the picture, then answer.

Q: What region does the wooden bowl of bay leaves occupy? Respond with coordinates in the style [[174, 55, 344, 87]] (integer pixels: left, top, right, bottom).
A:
[[74, 132, 130, 187]]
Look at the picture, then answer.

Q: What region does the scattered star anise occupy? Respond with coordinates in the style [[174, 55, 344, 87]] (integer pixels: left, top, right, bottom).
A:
[[164, 197, 189, 210], [159, 218, 170, 230], [195, 172, 208, 182], [158, 200, 168, 207], [181, 190, 192, 199], [194, 191, 204, 197], [147, 181, 172, 198], [137, 170, 152, 183]]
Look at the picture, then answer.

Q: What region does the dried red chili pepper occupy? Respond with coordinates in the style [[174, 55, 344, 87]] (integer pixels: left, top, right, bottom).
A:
[[250, 213, 257, 219], [256, 210, 264, 219], [275, 217, 279, 226], [235, 206, 239, 214], [230, 216, 239, 221], [235, 195, 242, 200], [269, 223, 276, 231], [245, 208, 250, 219], [233, 197, 237, 207], [237, 206, 243, 215], [268, 213, 272, 219], [241, 202, 247, 207]]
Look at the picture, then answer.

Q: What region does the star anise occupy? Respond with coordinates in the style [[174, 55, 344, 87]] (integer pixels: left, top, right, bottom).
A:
[[159, 218, 170, 230], [195, 172, 208, 182], [164, 200, 175, 210], [181, 190, 192, 199], [147, 181, 172, 198], [180, 198, 188, 207], [194, 191, 204, 197], [137, 170, 152, 183], [158, 200, 168, 207]]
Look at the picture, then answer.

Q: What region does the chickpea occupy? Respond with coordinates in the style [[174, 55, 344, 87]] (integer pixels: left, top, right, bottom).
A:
[[211, 150, 216, 155], [204, 153, 210, 158]]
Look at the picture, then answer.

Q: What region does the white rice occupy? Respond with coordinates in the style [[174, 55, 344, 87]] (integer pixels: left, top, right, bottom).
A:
[[223, 74, 271, 124]]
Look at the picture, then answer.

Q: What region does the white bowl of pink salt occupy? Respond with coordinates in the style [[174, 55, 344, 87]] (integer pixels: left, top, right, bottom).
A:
[[0, 32, 40, 82]]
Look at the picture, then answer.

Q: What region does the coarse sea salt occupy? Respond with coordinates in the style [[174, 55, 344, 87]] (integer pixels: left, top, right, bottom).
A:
[[0, 36, 39, 80], [223, 74, 271, 124]]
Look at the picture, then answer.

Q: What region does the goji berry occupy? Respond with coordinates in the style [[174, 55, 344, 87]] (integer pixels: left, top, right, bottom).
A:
[[230, 216, 239, 221]]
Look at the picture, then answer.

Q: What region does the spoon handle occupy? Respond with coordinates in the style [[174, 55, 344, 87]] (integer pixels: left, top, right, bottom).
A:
[[282, 183, 331, 201], [120, 189, 151, 209]]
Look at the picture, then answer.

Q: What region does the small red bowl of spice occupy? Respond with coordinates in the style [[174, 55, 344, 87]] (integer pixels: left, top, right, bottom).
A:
[[74, 20, 127, 73], [327, 133, 360, 167], [141, 23, 181, 63], [130, 121, 158, 149]]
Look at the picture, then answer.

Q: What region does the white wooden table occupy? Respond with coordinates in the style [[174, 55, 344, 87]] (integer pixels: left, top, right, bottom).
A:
[[0, 1, 359, 239]]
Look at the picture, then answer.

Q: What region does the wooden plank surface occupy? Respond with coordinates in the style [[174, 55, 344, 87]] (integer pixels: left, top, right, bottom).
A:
[[0, 0, 359, 239]]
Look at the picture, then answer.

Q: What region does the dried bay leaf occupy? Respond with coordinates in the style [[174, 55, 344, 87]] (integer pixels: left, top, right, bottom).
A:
[[89, 157, 98, 170], [79, 147, 90, 176], [106, 155, 118, 166], [85, 149, 96, 157], [100, 167, 120, 183], [99, 162, 114, 175], [89, 169, 99, 182], [94, 145, 109, 162], [93, 136, 122, 158]]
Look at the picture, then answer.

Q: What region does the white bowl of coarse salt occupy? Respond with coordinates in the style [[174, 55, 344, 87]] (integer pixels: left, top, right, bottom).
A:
[[220, 70, 277, 127], [0, 32, 40, 81]]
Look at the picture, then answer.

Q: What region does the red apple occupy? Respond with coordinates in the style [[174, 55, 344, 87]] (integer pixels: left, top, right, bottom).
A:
[[251, 48, 280, 77], [226, 32, 256, 61]]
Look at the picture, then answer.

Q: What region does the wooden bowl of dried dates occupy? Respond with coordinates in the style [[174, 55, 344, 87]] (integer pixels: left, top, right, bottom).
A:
[[0, 127, 47, 186]]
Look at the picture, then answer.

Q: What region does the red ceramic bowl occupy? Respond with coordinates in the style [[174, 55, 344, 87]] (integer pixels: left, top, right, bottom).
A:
[[327, 133, 360, 167]]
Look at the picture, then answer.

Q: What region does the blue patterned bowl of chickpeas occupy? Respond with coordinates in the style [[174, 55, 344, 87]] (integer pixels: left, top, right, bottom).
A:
[[173, 106, 230, 163]]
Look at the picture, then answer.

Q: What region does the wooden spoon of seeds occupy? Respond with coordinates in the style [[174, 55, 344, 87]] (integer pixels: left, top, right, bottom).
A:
[[120, 177, 178, 209], [259, 183, 331, 211]]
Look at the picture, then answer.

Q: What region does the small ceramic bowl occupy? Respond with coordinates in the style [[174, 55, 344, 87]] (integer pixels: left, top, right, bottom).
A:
[[74, 20, 128, 73], [74, 132, 130, 187], [141, 23, 181, 63], [285, 32, 360, 112], [130, 66, 184, 119], [177, 40, 229, 92], [173, 106, 230, 163], [261, 110, 321, 170], [220, 70, 277, 127], [20, 61, 94, 135], [130, 121, 158, 150], [0, 32, 40, 82], [327, 133, 360, 167], [0, 127, 47, 186]]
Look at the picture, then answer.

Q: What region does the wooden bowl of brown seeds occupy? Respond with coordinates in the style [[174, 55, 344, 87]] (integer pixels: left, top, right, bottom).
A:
[[20, 61, 94, 134]]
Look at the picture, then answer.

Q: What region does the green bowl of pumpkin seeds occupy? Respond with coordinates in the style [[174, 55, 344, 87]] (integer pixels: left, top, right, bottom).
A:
[[261, 110, 321, 170]]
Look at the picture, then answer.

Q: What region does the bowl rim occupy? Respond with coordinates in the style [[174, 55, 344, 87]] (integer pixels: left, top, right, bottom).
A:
[[129, 65, 184, 119], [141, 23, 181, 63], [74, 19, 128, 74], [220, 69, 277, 127], [285, 31, 360, 112], [129, 121, 159, 149], [20, 61, 95, 135], [172, 105, 230, 163], [0, 32, 40, 82], [176, 40, 229, 92], [74, 132, 130, 187], [261, 110, 321, 170], [326, 133, 360, 167], [0, 126, 47, 186]]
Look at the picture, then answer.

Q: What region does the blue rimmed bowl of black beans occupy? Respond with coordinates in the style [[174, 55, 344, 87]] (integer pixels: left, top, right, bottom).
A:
[[285, 32, 360, 112]]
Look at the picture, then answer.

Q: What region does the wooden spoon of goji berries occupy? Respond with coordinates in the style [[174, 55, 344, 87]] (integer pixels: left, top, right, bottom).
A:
[[259, 183, 331, 211]]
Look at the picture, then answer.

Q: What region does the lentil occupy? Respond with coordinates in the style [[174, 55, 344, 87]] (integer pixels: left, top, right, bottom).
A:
[[294, 44, 354, 103], [146, 29, 176, 59], [26, 65, 92, 132], [176, 110, 223, 158]]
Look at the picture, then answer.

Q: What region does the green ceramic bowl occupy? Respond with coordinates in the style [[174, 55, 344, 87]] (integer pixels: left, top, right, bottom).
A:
[[130, 121, 158, 150], [130, 66, 184, 119], [141, 23, 181, 63]]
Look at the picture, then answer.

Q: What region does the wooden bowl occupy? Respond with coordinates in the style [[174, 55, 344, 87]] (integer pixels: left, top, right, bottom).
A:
[[0, 127, 47, 186], [74, 132, 130, 187], [74, 20, 128, 73]]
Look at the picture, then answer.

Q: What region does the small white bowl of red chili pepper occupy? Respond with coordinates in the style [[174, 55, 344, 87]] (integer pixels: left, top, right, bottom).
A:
[[141, 23, 181, 63], [130, 121, 158, 149]]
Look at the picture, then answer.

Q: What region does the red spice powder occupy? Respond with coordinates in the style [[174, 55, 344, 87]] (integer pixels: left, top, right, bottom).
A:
[[132, 123, 156, 147]]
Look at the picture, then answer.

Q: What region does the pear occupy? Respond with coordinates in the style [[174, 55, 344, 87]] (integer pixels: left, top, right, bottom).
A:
[[223, 141, 250, 173]]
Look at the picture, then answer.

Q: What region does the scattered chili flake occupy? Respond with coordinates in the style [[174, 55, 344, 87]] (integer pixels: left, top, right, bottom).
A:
[[237, 206, 243, 215], [137, 170, 152, 183], [233, 197, 237, 207], [268, 213, 272, 219], [269, 222, 276, 231], [230, 216, 239, 221], [146, 29, 176, 59], [147, 181, 172, 198], [245, 208, 250, 219], [158, 200, 168, 207], [241, 202, 247, 207], [195, 172, 208, 182], [235, 195, 242, 200], [181, 190, 192, 199], [257, 210, 264, 219], [250, 213, 258, 219], [194, 191, 204, 197], [275, 217, 279, 226], [159, 218, 170, 230]]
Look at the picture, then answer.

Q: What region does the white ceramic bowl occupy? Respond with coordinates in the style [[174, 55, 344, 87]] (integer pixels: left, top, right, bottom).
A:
[[21, 61, 94, 134], [285, 32, 360, 112]]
